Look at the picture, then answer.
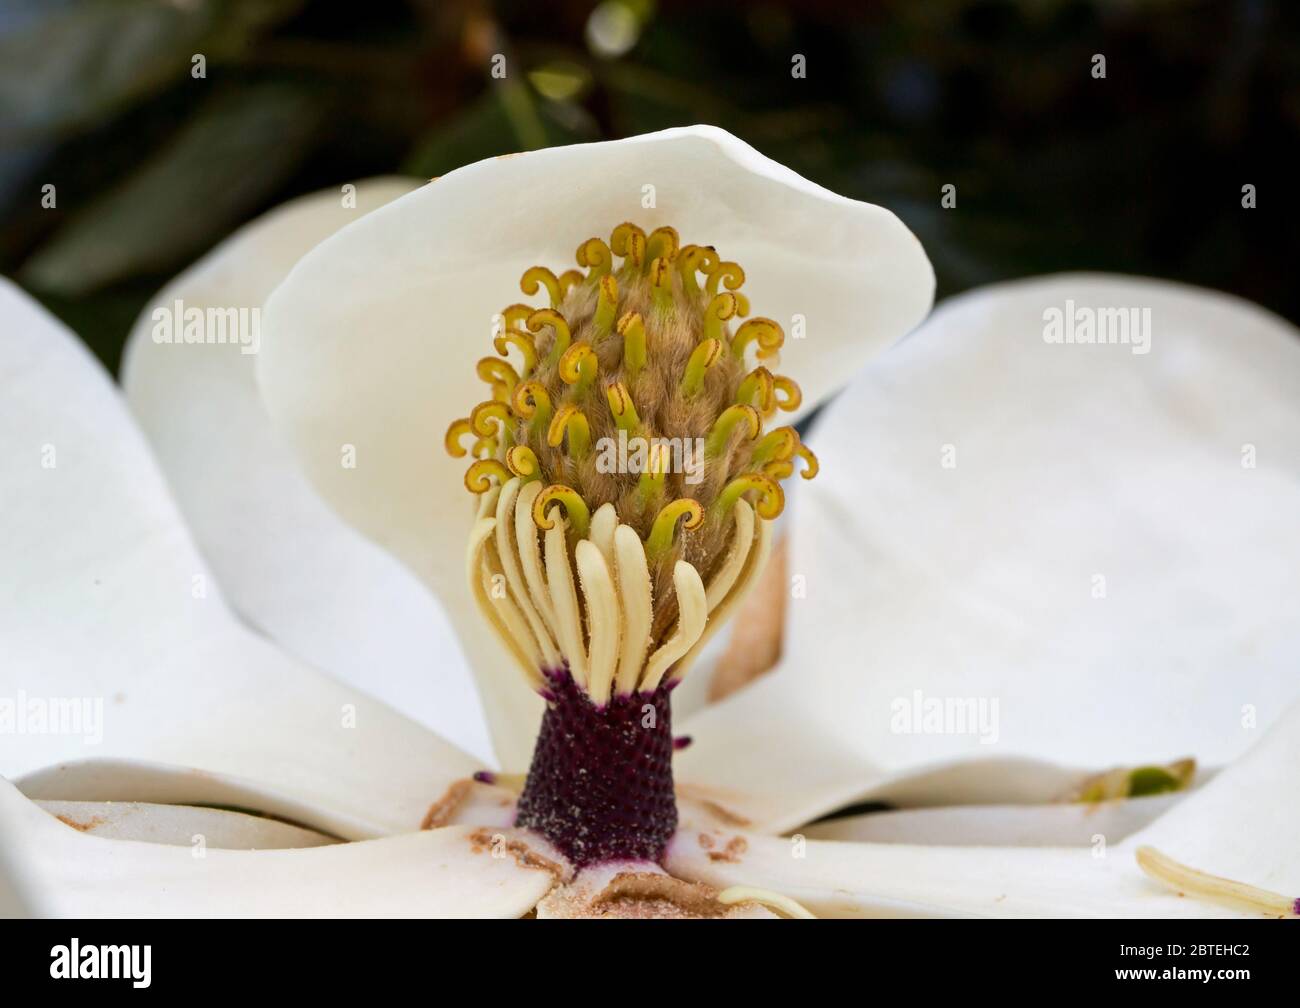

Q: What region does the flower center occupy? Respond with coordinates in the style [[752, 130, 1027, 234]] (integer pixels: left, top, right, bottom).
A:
[[447, 223, 818, 867]]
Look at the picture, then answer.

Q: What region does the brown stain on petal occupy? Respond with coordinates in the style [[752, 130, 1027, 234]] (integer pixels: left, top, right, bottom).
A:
[[421, 778, 473, 830], [707, 836, 748, 864], [468, 827, 568, 881], [709, 535, 788, 701], [56, 814, 105, 833]]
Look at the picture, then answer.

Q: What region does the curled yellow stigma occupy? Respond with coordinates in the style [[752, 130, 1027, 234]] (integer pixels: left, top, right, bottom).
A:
[[736, 366, 775, 412], [547, 403, 591, 458], [732, 317, 785, 362], [502, 303, 533, 331], [751, 426, 797, 466], [532, 484, 591, 537], [705, 260, 745, 297], [794, 442, 818, 479], [773, 375, 802, 412], [611, 222, 647, 266], [576, 237, 613, 279], [681, 338, 723, 398], [558, 269, 584, 299], [645, 226, 679, 266], [645, 498, 704, 558], [494, 329, 537, 376], [703, 292, 738, 344], [465, 458, 510, 494], [605, 380, 640, 433], [512, 380, 553, 435], [477, 356, 519, 398], [677, 244, 718, 295], [470, 399, 511, 439], [445, 418, 473, 458], [520, 266, 563, 307], [529, 308, 572, 365], [558, 342, 598, 397], [705, 403, 760, 456], [718, 472, 784, 520], [506, 445, 541, 480]]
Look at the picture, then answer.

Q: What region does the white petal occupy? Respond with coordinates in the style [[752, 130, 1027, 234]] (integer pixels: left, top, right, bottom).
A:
[[33, 800, 336, 848], [670, 698, 1300, 918], [681, 275, 1300, 826], [802, 793, 1181, 846], [0, 279, 479, 837], [1, 779, 558, 918], [119, 180, 492, 764], [257, 126, 933, 769]]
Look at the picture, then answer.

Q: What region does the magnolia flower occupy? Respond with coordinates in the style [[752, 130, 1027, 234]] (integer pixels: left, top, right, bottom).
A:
[[3, 127, 1299, 918]]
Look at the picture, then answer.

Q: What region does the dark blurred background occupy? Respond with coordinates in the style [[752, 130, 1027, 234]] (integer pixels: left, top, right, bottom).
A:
[[1, 0, 1295, 374]]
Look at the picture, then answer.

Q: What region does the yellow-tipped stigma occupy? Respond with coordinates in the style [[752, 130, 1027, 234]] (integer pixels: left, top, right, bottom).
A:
[[705, 260, 744, 297], [593, 275, 618, 336], [576, 237, 613, 279], [618, 311, 647, 380], [470, 399, 512, 438], [611, 222, 647, 267], [645, 498, 704, 558], [751, 426, 798, 466], [532, 485, 591, 537], [529, 308, 572, 365], [494, 329, 538, 376], [705, 403, 760, 456], [547, 403, 591, 458], [558, 269, 584, 298], [773, 375, 802, 412], [635, 442, 670, 509], [445, 418, 473, 458], [677, 244, 717, 295], [794, 442, 818, 479], [465, 458, 510, 494], [645, 226, 679, 266], [512, 380, 553, 435], [680, 338, 723, 398], [732, 317, 785, 362], [703, 292, 738, 344], [521, 266, 563, 308], [605, 380, 640, 433], [506, 445, 541, 480], [717, 472, 785, 520], [477, 356, 519, 398], [558, 342, 598, 397], [736, 366, 775, 412]]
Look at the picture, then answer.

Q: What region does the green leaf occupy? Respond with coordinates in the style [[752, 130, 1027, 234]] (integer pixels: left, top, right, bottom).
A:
[[20, 82, 323, 295], [0, 0, 302, 141]]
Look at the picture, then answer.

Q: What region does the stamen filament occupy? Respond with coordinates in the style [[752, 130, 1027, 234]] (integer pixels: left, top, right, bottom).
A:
[[1136, 846, 1299, 918]]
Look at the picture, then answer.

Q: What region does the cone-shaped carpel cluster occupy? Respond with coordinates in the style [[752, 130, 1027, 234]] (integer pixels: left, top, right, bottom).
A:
[[447, 223, 818, 866]]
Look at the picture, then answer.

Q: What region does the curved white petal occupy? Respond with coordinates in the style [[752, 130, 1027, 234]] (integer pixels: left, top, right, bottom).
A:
[[0, 278, 479, 838], [670, 698, 1300, 918], [681, 275, 1300, 827], [33, 800, 336, 849], [257, 125, 933, 769], [119, 180, 492, 764], [803, 793, 1181, 846], [1, 780, 558, 918]]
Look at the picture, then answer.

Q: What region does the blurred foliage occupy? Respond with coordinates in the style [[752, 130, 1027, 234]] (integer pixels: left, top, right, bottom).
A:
[[0, 0, 1295, 373]]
